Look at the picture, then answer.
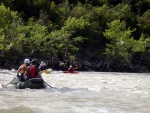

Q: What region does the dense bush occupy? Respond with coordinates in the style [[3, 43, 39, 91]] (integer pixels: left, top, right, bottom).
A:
[[0, 0, 150, 71]]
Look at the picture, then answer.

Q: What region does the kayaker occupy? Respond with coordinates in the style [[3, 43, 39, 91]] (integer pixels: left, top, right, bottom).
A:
[[25, 59, 43, 79], [67, 65, 74, 73], [16, 58, 30, 82]]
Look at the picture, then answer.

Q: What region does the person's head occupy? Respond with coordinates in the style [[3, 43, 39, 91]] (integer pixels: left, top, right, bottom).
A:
[[41, 61, 45, 65], [31, 59, 37, 65], [70, 65, 72, 68], [24, 59, 30, 65], [40, 61, 45, 66]]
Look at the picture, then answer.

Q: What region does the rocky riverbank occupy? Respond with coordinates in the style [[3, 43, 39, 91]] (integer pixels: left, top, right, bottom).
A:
[[0, 50, 150, 73]]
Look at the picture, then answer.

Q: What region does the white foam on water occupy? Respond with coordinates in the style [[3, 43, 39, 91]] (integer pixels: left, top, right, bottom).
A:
[[87, 85, 101, 92], [73, 107, 109, 113], [0, 70, 150, 113]]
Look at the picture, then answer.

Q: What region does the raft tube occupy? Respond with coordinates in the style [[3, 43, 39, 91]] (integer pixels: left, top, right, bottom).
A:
[[11, 77, 46, 89]]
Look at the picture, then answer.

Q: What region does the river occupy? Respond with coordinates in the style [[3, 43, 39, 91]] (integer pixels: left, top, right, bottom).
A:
[[0, 69, 150, 113]]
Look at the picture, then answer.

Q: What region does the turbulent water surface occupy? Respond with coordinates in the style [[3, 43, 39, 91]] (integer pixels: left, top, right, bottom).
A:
[[0, 69, 150, 113]]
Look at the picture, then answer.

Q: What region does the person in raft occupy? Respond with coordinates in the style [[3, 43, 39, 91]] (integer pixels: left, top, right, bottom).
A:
[[39, 61, 47, 71], [24, 59, 43, 80], [16, 58, 30, 82], [67, 65, 74, 73]]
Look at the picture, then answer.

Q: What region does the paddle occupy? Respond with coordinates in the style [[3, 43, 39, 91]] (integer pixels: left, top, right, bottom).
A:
[[4, 77, 16, 87], [44, 81, 55, 88]]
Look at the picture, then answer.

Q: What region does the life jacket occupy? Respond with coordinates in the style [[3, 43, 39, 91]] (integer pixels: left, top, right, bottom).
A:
[[20, 64, 28, 74], [26, 65, 38, 79], [74, 66, 79, 70], [67, 68, 73, 72]]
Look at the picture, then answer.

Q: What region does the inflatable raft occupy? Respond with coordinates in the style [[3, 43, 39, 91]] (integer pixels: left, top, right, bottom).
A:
[[11, 77, 46, 89]]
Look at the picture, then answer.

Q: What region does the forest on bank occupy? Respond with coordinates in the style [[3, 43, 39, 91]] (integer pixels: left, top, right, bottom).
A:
[[0, 0, 150, 72]]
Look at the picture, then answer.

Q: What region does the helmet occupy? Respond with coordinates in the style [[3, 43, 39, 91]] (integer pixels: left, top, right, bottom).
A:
[[24, 59, 30, 64], [40, 61, 45, 66], [31, 59, 37, 65], [70, 65, 72, 68]]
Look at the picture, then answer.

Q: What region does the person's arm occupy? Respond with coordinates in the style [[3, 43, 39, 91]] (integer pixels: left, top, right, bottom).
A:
[[37, 67, 43, 78], [38, 72, 43, 78], [16, 66, 22, 76]]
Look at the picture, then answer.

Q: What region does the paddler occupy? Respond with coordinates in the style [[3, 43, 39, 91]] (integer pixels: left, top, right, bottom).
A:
[[16, 58, 30, 82], [67, 65, 74, 73]]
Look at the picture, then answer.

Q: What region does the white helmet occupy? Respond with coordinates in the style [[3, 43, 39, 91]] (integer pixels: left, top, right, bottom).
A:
[[40, 61, 45, 67], [24, 59, 30, 64], [41, 61, 45, 65]]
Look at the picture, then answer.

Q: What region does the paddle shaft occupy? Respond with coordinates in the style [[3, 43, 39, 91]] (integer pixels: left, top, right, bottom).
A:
[[44, 81, 53, 88], [5, 78, 16, 86]]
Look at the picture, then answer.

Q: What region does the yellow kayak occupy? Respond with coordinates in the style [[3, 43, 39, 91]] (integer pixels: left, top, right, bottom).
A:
[[40, 69, 52, 74]]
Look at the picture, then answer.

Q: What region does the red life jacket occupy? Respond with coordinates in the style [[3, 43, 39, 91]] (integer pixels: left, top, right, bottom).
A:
[[67, 68, 73, 72], [27, 65, 38, 79]]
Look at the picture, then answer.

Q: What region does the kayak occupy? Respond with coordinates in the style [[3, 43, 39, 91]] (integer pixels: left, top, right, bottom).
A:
[[63, 71, 79, 74], [11, 77, 46, 89], [40, 69, 52, 74]]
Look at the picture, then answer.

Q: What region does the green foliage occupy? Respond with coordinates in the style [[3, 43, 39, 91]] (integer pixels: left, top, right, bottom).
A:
[[113, 4, 134, 21], [103, 19, 145, 63], [132, 0, 150, 15], [137, 10, 150, 34], [132, 34, 145, 52], [0, 4, 21, 53], [0, 0, 150, 71], [82, 5, 114, 47], [0, 34, 4, 50], [63, 16, 90, 30], [87, 5, 112, 22], [70, 2, 87, 18], [46, 16, 90, 63], [0, 4, 11, 29], [15, 18, 48, 57]]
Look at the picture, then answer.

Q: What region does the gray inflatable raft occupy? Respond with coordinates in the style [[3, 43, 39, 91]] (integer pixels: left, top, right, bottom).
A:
[[11, 77, 46, 89]]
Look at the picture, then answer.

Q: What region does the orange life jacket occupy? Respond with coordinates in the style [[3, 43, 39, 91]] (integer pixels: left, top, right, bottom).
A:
[[20, 64, 28, 74]]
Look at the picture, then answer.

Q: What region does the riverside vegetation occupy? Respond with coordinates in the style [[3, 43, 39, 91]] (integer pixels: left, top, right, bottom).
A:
[[0, 0, 150, 72]]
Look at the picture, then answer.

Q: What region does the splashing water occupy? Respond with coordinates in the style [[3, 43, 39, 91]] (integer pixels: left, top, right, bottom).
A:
[[0, 70, 150, 113]]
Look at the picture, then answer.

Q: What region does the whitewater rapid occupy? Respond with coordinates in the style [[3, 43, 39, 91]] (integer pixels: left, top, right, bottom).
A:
[[0, 69, 150, 113]]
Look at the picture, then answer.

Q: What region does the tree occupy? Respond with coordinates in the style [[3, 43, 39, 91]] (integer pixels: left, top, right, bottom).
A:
[[0, 4, 20, 58], [137, 9, 150, 36], [103, 19, 145, 69], [46, 16, 90, 65]]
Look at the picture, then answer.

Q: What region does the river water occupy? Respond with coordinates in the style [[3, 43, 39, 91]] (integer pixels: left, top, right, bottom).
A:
[[0, 69, 150, 113]]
